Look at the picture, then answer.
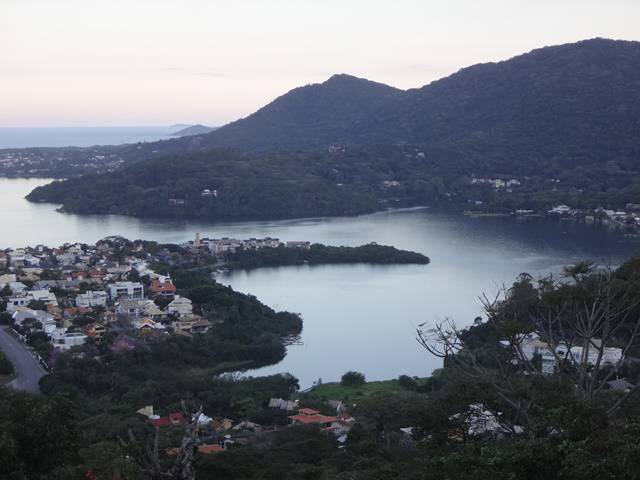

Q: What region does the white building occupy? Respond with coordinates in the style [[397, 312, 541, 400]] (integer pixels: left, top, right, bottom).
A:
[[286, 241, 311, 249], [12, 309, 57, 335], [108, 281, 144, 300], [506, 333, 623, 375], [549, 205, 572, 215], [167, 295, 193, 317], [76, 291, 109, 308], [27, 289, 58, 305], [51, 328, 87, 350], [116, 299, 165, 320]]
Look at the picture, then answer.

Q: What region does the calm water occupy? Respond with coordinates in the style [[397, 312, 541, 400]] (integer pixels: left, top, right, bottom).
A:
[[2, 177, 640, 387], [0, 127, 180, 148]]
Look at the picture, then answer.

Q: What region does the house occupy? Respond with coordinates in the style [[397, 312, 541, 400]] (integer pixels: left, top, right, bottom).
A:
[[288, 408, 338, 427], [6, 296, 31, 312], [0, 273, 17, 286], [116, 299, 165, 320], [503, 333, 623, 374], [286, 241, 311, 249], [12, 308, 56, 334], [108, 281, 144, 300], [208, 238, 243, 255], [269, 398, 298, 411], [51, 328, 88, 350], [8, 282, 28, 295], [167, 295, 193, 317], [450, 404, 523, 438], [607, 378, 634, 392], [76, 291, 108, 308], [133, 317, 166, 331], [148, 412, 185, 428], [26, 289, 58, 306], [84, 322, 107, 344], [0, 251, 7, 267], [191, 318, 212, 334], [549, 205, 572, 215], [149, 278, 177, 297]]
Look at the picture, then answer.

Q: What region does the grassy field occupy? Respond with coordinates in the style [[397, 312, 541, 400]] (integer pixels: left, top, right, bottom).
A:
[[303, 378, 428, 402]]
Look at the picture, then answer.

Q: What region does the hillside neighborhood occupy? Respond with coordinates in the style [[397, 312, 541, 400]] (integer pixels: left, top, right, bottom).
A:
[[0, 234, 313, 357], [0, 235, 365, 457]]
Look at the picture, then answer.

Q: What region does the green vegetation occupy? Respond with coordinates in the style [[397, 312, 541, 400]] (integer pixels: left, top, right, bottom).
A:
[[306, 376, 427, 402], [224, 243, 429, 270], [6, 257, 640, 477]]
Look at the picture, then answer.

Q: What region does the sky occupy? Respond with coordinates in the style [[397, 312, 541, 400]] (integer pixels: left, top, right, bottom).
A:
[[1, 0, 639, 128]]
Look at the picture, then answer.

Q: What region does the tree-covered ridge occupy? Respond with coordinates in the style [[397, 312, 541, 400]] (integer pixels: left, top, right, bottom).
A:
[[27, 137, 640, 220], [7, 38, 640, 194], [223, 243, 429, 270]]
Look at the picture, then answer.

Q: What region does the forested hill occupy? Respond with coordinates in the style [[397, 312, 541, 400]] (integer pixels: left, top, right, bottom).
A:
[[24, 39, 640, 219], [193, 38, 640, 161]]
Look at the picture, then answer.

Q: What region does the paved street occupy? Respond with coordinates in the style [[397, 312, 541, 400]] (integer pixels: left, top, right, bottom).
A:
[[0, 326, 46, 393]]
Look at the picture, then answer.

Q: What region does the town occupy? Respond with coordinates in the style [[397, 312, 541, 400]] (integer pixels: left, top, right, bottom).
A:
[[0, 234, 372, 458], [0, 235, 311, 356]]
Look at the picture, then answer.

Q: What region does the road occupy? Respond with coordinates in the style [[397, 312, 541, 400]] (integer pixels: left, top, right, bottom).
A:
[[0, 326, 46, 393]]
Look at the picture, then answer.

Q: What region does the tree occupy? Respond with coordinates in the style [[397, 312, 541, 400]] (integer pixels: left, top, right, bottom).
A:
[[417, 264, 640, 440], [341, 371, 366, 387]]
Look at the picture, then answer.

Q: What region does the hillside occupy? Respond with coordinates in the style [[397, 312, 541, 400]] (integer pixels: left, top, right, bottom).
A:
[[185, 37, 640, 164], [25, 38, 640, 218]]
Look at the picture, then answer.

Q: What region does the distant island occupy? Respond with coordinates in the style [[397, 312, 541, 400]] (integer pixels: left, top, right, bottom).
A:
[[170, 124, 217, 137], [221, 242, 429, 270]]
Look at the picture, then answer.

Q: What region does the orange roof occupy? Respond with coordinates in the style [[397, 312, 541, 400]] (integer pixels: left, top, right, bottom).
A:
[[298, 408, 321, 416], [198, 444, 224, 454], [150, 279, 177, 294], [288, 414, 338, 425]]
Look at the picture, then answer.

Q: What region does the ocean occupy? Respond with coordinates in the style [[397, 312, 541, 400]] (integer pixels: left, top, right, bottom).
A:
[[0, 126, 181, 149]]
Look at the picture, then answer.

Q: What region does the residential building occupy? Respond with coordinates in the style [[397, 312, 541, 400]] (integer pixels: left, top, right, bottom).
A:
[[286, 241, 311, 249], [76, 291, 108, 308], [108, 281, 144, 300], [116, 299, 165, 320], [149, 277, 177, 296], [51, 328, 87, 350], [167, 295, 193, 317], [85, 322, 107, 344], [12, 308, 56, 334], [288, 408, 338, 427]]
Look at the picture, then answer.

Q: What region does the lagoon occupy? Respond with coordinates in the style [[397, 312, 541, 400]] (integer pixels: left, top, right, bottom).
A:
[[2, 177, 639, 387]]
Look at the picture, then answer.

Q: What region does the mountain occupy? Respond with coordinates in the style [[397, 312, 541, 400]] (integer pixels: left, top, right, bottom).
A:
[[170, 124, 217, 137], [194, 38, 640, 162], [26, 38, 640, 219]]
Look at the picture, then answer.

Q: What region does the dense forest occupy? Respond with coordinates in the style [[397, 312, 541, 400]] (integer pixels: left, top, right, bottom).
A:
[[223, 243, 430, 270], [18, 38, 640, 218], [5, 257, 640, 478]]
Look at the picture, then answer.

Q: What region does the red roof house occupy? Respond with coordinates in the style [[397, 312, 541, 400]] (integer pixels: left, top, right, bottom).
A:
[[288, 408, 338, 426], [149, 278, 177, 296]]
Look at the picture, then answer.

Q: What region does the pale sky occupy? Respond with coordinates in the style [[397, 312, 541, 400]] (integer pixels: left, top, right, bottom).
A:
[[1, 0, 639, 127]]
